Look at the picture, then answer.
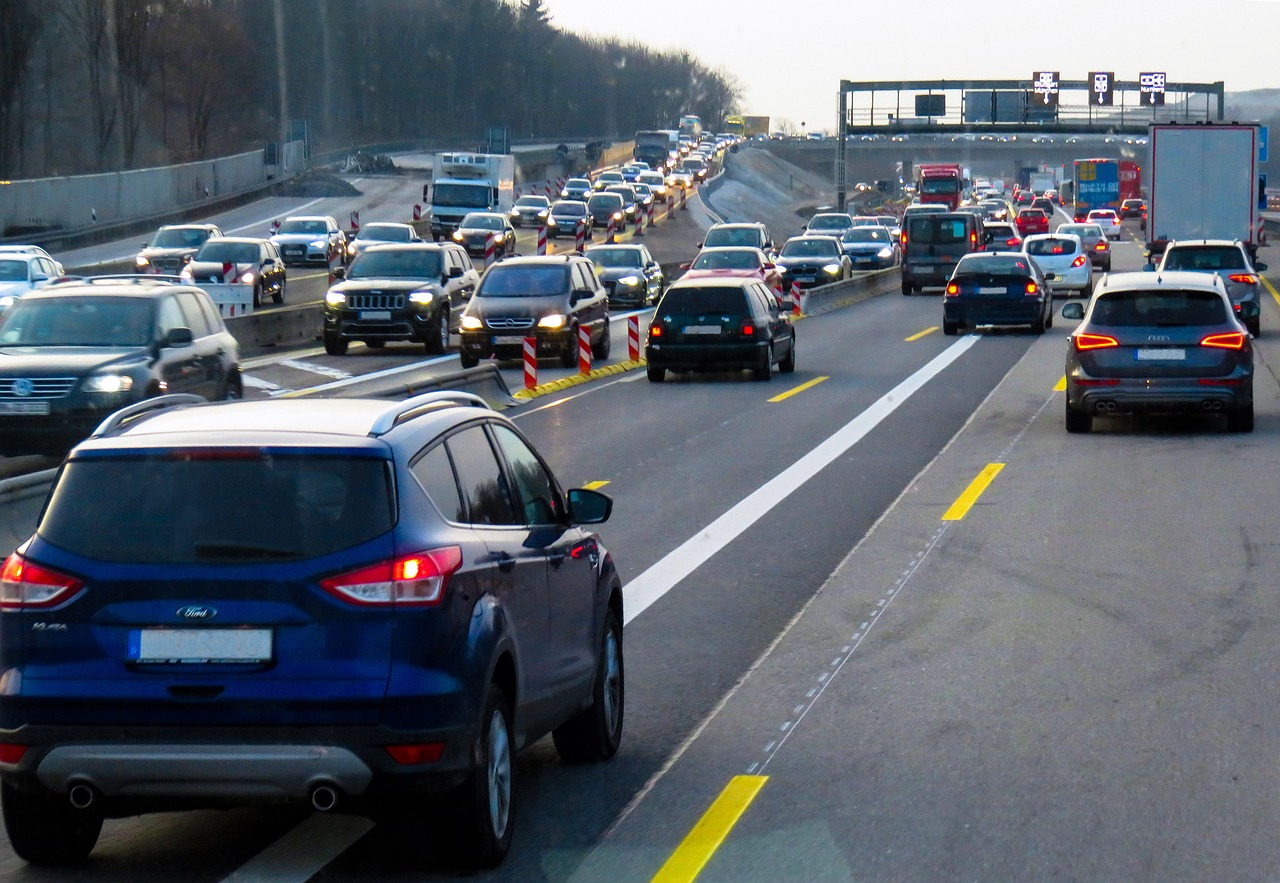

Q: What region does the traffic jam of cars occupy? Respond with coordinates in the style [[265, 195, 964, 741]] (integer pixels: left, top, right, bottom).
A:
[[0, 114, 1274, 876]]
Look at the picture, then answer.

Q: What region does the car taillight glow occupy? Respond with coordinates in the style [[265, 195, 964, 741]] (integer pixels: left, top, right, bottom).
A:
[[319, 547, 463, 607], [1071, 256, 1087, 268], [945, 283, 959, 297], [649, 324, 662, 338], [385, 743, 445, 765], [0, 744, 27, 764], [1228, 274, 1258, 285], [741, 321, 755, 336], [1006, 237, 1020, 246], [1201, 332, 1247, 350], [1025, 282, 1039, 295], [1074, 333, 1119, 351], [1095, 242, 1108, 251], [0, 553, 83, 609]]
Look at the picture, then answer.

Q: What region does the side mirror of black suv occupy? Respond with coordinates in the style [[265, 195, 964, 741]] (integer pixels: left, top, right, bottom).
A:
[[164, 327, 194, 348], [568, 488, 612, 524]]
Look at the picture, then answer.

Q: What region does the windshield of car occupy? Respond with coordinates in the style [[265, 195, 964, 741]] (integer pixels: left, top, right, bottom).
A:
[[807, 216, 851, 231], [432, 182, 491, 207], [597, 174, 623, 185], [552, 202, 586, 217], [515, 197, 547, 208], [566, 179, 590, 188], [196, 242, 260, 263], [279, 220, 328, 235], [704, 228, 763, 248], [151, 228, 210, 248], [588, 195, 623, 211], [841, 228, 891, 244], [1090, 290, 1229, 326], [920, 178, 958, 194], [39, 453, 394, 564], [587, 248, 643, 269], [1161, 246, 1247, 272], [348, 249, 441, 278], [477, 265, 569, 297], [639, 174, 664, 186], [461, 215, 504, 231], [691, 250, 760, 270], [356, 225, 411, 242], [656, 287, 747, 316], [0, 296, 153, 346], [1024, 237, 1078, 256], [781, 238, 839, 257], [0, 260, 28, 282]]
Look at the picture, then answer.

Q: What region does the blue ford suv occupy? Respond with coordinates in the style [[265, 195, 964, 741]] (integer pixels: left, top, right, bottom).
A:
[[0, 391, 622, 869]]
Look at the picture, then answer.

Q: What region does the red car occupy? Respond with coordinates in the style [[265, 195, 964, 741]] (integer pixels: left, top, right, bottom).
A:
[[1015, 208, 1049, 236], [680, 246, 784, 294]]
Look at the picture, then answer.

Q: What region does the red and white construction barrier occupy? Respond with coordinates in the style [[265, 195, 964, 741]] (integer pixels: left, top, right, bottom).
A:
[[647, 200, 656, 229], [628, 315, 640, 361], [523, 337, 537, 390], [484, 233, 496, 268], [270, 219, 281, 235], [349, 211, 360, 234], [790, 282, 803, 316], [578, 325, 592, 374], [412, 204, 422, 221], [679, 186, 688, 211], [635, 208, 644, 237], [607, 217, 617, 244], [575, 220, 586, 253], [537, 225, 548, 255]]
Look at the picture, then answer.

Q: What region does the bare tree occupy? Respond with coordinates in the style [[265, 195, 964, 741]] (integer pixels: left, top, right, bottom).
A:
[[60, 0, 124, 170], [114, 0, 163, 166], [0, 1, 45, 176]]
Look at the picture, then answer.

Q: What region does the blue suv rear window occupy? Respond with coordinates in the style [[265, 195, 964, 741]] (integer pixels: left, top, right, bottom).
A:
[[39, 452, 394, 564]]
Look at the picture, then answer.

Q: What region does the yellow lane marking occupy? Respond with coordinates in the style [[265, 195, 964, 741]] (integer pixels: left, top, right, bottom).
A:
[[1263, 275, 1280, 308], [1054, 376, 1067, 392], [768, 376, 829, 403], [906, 326, 938, 342], [651, 776, 768, 883], [942, 463, 1005, 521], [582, 480, 610, 490]]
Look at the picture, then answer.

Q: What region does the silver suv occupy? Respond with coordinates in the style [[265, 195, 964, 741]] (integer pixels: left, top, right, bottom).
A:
[[1155, 240, 1267, 336]]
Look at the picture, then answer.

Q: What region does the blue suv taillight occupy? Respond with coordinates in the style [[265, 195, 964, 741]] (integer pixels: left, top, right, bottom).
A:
[[0, 553, 83, 609], [319, 547, 463, 606]]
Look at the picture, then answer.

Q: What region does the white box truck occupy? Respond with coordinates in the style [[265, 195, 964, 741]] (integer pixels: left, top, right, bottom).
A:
[[1146, 123, 1263, 259], [424, 153, 515, 241]]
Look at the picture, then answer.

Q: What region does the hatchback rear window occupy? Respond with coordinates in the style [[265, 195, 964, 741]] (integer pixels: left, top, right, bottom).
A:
[[907, 217, 970, 244], [704, 228, 764, 248], [39, 453, 394, 564], [656, 287, 748, 315], [1089, 291, 1228, 327], [1162, 247, 1247, 272], [1025, 238, 1077, 256]]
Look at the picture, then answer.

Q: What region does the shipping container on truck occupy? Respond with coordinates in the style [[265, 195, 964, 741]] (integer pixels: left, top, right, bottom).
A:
[[1118, 160, 1142, 202], [1146, 123, 1262, 258], [1072, 158, 1120, 221], [914, 163, 963, 210]]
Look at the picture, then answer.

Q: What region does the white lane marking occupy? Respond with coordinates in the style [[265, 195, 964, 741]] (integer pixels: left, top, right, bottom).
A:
[[242, 375, 283, 391], [226, 196, 326, 235], [220, 814, 373, 883], [242, 346, 327, 369], [621, 335, 979, 625], [280, 360, 353, 380], [284, 353, 457, 395]]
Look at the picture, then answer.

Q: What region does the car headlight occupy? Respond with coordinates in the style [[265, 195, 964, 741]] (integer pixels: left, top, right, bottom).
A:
[[509, 208, 520, 216], [83, 374, 134, 394], [616, 275, 641, 287], [409, 289, 434, 305], [877, 247, 893, 258], [460, 315, 483, 330], [537, 210, 548, 219], [452, 231, 464, 241], [135, 255, 149, 267], [179, 269, 193, 281], [325, 291, 347, 306], [347, 242, 357, 255], [0, 295, 15, 310], [547, 217, 559, 227], [310, 239, 327, 249], [239, 271, 255, 284], [493, 234, 505, 243], [538, 314, 567, 329], [560, 189, 570, 198], [613, 212, 623, 221], [823, 263, 842, 274]]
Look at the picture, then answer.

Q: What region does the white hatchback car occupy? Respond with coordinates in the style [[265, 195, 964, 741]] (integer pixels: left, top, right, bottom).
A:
[[1085, 208, 1123, 241], [1023, 233, 1093, 296], [0, 251, 63, 312]]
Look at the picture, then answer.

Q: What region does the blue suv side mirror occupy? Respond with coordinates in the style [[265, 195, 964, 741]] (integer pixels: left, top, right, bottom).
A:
[[567, 488, 612, 524]]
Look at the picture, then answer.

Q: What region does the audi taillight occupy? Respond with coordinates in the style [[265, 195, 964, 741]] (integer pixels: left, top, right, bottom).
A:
[[1228, 274, 1258, 285], [945, 283, 959, 297], [1201, 332, 1247, 350], [0, 553, 83, 610], [1025, 282, 1039, 296], [1071, 256, 1087, 268], [1074, 333, 1119, 351], [319, 547, 463, 607]]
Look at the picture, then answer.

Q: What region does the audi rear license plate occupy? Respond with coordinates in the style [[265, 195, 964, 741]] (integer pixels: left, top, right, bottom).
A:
[[492, 335, 526, 345], [128, 628, 273, 664], [682, 325, 722, 335], [1136, 348, 1186, 361], [977, 287, 1007, 294], [0, 401, 51, 415], [359, 311, 392, 321]]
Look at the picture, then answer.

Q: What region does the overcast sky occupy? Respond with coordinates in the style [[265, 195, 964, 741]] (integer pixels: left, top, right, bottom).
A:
[[539, 0, 1280, 132]]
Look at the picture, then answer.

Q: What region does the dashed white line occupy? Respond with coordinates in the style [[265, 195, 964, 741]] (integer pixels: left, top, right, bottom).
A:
[[279, 359, 353, 380]]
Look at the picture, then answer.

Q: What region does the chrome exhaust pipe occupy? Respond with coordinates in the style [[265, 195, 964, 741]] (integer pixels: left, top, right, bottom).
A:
[[1201, 400, 1214, 411], [309, 783, 340, 812], [1212, 401, 1223, 411], [68, 782, 98, 810], [1095, 401, 1108, 412]]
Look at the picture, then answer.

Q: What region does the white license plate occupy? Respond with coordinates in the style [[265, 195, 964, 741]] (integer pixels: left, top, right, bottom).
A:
[[1136, 348, 1186, 361], [359, 310, 391, 321], [0, 401, 51, 415], [492, 335, 526, 345], [977, 287, 1007, 294], [682, 325, 722, 335], [128, 628, 273, 664]]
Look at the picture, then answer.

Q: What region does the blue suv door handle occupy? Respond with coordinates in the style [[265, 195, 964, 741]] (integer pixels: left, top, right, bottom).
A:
[[546, 551, 565, 568], [488, 550, 516, 572]]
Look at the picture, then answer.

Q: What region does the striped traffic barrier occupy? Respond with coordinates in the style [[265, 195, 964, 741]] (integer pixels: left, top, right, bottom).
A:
[[349, 210, 360, 235], [523, 337, 537, 390], [270, 219, 281, 235], [648, 200, 656, 229], [484, 233, 496, 268], [537, 225, 547, 255], [607, 217, 617, 244], [575, 220, 586, 253], [790, 282, 802, 316], [578, 326, 592, 374], [679, 186, 687, 211], [635, 208, 644, 237], [412, 204, 421, 221], [628, 315, 640, 361]]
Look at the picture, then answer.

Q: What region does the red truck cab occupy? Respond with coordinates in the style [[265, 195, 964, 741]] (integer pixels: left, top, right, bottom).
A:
[[915, 164, 963, 211]]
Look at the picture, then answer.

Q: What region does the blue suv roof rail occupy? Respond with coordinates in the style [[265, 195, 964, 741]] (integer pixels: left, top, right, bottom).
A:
[[369, 391, 491, 436], [90, 394, 208, 438]]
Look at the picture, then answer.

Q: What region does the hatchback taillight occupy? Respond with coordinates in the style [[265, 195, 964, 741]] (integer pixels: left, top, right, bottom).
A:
[[649, 323, 663, 338], [1074, 333, 1119, 351], [741, 321, 756, 336], [1228, 274, 1258, 285], [1201, 332, 1247, 350], [1025, 282, 1039, 296], [1094, 242, 1108, 251], [1071, 256, 1087, 268], [320, 547, 463, 607], [0, 553, 83, 610]]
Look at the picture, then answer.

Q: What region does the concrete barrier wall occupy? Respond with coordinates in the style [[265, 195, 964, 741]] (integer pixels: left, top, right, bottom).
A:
[[0, 150, 269, 237]]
